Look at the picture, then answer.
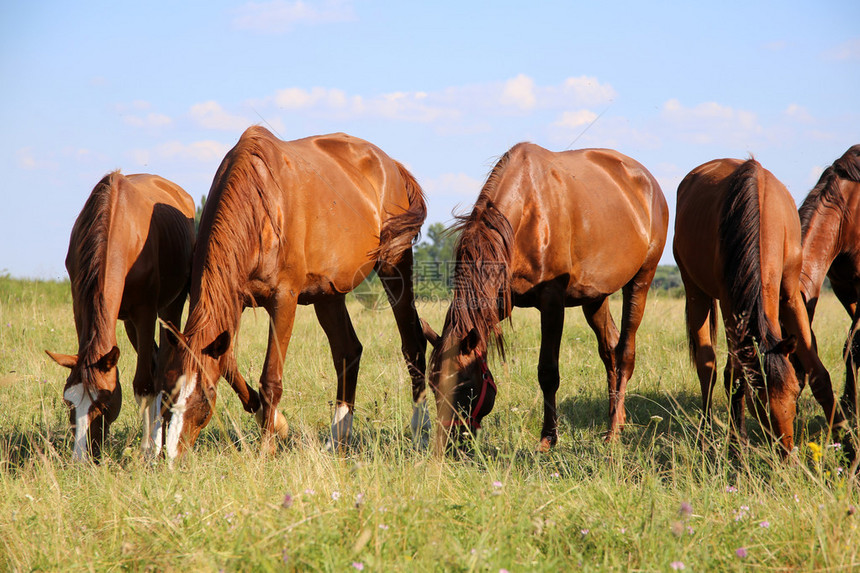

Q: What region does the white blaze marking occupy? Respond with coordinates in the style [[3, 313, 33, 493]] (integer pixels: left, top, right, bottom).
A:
[[64, 383, 92, 461], [325, 403, 353, 451], [165, 374, 197, 461], [136, 393, 164, 459], [411, 401, 431, 450]]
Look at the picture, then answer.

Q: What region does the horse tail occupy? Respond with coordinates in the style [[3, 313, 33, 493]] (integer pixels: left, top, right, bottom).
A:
[[370, 161, 427, 265], [718, 159, 788, 387]]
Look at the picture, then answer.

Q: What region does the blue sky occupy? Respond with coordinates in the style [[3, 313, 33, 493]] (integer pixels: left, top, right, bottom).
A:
[[2, 0, 858, 279]]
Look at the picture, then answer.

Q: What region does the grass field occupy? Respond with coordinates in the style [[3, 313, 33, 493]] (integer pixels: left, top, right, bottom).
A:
[[2, 276, 860, 571]]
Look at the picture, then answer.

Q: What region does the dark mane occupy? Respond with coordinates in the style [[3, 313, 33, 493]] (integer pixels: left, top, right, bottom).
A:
[[798, 145, 860, 237], [439, 151, 515, 359], [185, 127, 281, 350], [719, 159, 789, 388], [70, 171, 117, 367]]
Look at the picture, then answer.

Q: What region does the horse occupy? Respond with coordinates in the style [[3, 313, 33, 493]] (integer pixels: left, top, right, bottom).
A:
[[46, 171, 195, 460], [674, 157, 841, 456], [421, 143, 668, 451], [160, 126, 428, 460], [798, 144, 860, 418]]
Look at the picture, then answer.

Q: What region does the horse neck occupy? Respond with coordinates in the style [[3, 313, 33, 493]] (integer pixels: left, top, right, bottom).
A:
[[800, 206, 843, 306], [72, 276, 121, 365], [70, 178, 123, 363]]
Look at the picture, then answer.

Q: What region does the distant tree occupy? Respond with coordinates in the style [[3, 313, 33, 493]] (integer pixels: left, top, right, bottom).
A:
[[194, 195, 206, 232], [412, 222, 459, 298]]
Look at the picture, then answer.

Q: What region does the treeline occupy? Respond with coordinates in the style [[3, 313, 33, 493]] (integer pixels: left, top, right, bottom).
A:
[[352, 223, 687, 306]]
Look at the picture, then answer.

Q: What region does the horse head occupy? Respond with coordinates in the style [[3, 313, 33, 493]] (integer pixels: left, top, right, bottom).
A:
[[46, 346, 122, 461], [161, 328, 229, 461], [422, 319, 497, 452]]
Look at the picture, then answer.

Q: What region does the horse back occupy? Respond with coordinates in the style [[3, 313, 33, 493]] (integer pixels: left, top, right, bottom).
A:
[[674, 158, 800, 305], [221, 128, 417, 296], [495, 144, 667, 298]]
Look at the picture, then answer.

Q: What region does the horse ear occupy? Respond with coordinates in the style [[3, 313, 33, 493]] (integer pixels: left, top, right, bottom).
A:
[[421, 319, 440, 348], [96, 346, 121, 372], [163, 321, 185, 347], [46, 350, 78, 369], [768, 335, 797, 356], [459, 328, 479, 354], [203, 331, 231, 359]]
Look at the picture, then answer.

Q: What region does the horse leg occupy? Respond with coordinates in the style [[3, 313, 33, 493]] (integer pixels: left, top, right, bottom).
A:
[[723, 352, 749, 453], [582, 297, 619, 444], [535, 283, 566, 451], [609, 266, 658, 439], [314, 295, 363, 451], [780, 291, 839, 435], [840, 308, 860, 420], [831, 280, 860, 419], [377, 254, 429, 449], [221, 350, 288, 439], [681, 282, 718, 420], [127, 311, 160, 458], [259, 291, 298, 454]]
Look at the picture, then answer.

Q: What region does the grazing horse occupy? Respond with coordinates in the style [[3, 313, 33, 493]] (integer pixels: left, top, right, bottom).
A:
[[46, 172, 195, 460], [161, 126, 427, 459], [422, 143, 668, 451], [674, 158, 840, 456], [798, 144, 860, 417]]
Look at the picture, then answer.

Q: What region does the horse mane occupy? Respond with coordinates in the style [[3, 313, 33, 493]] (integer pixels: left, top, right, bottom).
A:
[[71, 171, 118, 368], [719, 159, 789, 389], [440, 151, 515, 359], [369, 161, 427, 264], [185, 127, 280, 350], [798, 144, 860, 238]]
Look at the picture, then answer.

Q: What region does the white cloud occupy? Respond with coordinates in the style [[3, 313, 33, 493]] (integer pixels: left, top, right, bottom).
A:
[[824, 38, 860, 61], [139, 140, 232, 163], [423, 172, 483, 198], [123, 112, 173, 128], [500, 74, 537, 110], [274, 87, 351, 110], [16, 147, 38, 170], [661, 98, 762, 145], [270, 86, 455, 122], [190, 101, 252, 131], [784, 104, 814, 123], [558, 76, 617, 107], [807, 165, 825, 186], [15, 147, 58, 170], [554, 109, 598, 129], [234, 0, 355, 33], [258, 75, 616, 126]]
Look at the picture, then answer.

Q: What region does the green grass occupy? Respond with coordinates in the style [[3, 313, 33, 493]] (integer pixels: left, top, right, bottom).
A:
[[2, 277, 860, 571]]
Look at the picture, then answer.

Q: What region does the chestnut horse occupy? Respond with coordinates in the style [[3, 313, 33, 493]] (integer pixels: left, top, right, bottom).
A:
[[46, 172, 195, 460], [798, 144, 860, 417], [422, 143, 668, 451], [161, 126, 427, 459], [674, 158, 840, 456]]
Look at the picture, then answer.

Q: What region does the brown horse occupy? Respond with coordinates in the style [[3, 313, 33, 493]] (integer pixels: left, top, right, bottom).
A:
[[161, 126, 427, 460], [422, 143, 668, 451], [46, 172, 195, 460], [798, 144, 860, 418], [674, 158, 840, 456]]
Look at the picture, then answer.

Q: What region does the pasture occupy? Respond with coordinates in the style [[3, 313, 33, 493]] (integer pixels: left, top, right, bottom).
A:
[[2, 276, 859, 571]]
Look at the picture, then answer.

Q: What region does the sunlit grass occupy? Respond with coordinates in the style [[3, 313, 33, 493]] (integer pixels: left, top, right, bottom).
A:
[[1, 277, 859, 570]]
